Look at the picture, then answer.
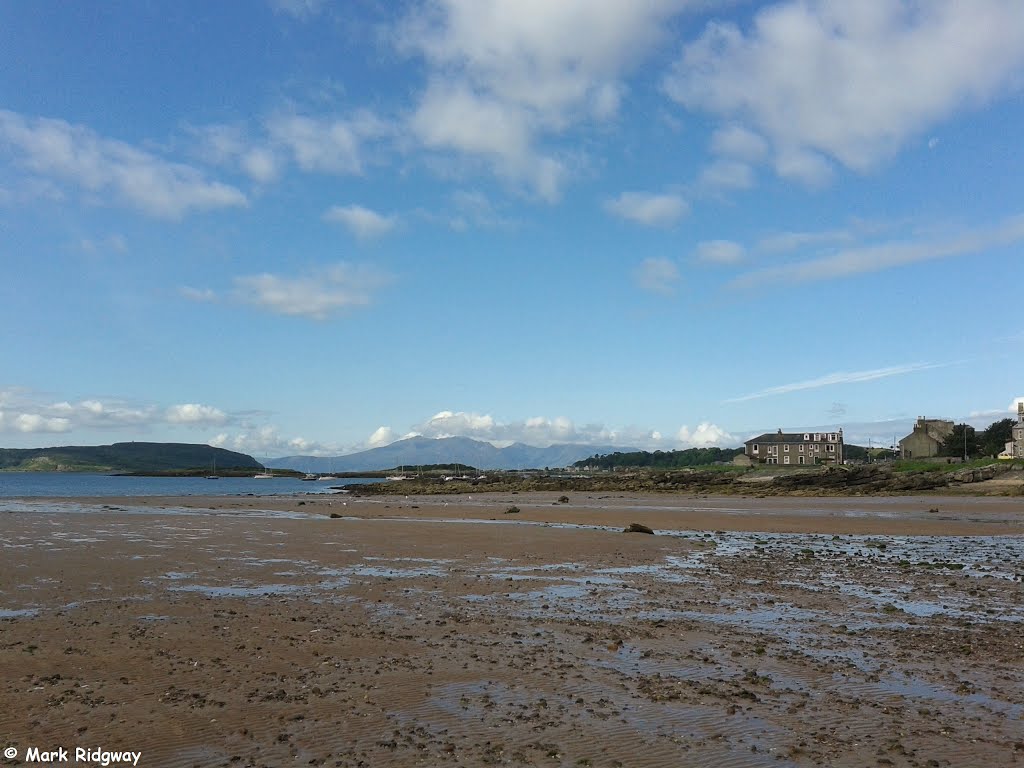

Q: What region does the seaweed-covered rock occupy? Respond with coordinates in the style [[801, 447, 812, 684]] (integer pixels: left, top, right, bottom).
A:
[[624, 522, 655, 535]]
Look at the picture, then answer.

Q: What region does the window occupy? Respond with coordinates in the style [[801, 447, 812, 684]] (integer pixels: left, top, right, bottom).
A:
[[752, 444, 759, 453], [799, 456, 805, 464], [799, 445, 804, 453], [803, 433, 810, 440], [784, 456, 790, 464], [827, 444, 835, 452], [814, 433, 821, 441], [784, 445, 789, 452]]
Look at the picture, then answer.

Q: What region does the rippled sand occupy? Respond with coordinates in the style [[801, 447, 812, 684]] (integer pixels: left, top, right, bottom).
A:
[[1, 492, 1022, 767]]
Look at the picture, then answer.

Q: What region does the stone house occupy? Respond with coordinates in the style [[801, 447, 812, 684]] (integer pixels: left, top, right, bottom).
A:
[[898, 418, 953, 459], [1011, 402, 1024, 458], [743, 429, 844, 466]]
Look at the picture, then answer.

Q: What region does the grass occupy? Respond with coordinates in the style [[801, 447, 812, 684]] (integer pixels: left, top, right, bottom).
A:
[[892, 458, 1021, 473]]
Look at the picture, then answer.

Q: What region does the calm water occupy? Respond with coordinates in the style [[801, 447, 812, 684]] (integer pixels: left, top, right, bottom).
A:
[[0, 472, 383, 498]]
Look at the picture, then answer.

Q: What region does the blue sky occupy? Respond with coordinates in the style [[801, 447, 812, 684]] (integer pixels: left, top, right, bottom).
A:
[[2, 0, 1023, 457]]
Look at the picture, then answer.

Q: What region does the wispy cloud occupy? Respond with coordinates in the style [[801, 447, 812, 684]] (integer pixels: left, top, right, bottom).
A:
[[180, 286, 217, 303], [724, 362, 943, 403], [633, 257, 681, 296], [324, 204, 398, 239], [756, 227, 857, 254], [0, 110, 247, 218], [605, 191, 689, 227], [731, 213, 1024, 288], [695, 239, 744, 265], [233, 262, 391, 320]]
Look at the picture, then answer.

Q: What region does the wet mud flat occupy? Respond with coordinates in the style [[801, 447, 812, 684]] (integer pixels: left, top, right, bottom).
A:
[[1, 495, 1022, 767]]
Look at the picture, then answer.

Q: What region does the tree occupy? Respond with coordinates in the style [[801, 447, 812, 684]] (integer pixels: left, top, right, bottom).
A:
[[979, 418, 1014, 457], [939, 423, 978, 459]]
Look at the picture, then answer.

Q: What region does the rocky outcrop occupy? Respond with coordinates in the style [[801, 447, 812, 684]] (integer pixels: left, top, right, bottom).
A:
[[343, 462, 1023, 498]]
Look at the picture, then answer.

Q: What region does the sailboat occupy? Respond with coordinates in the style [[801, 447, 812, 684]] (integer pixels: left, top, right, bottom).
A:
[[205, 456, 220, 479], [386, 465, 408, 481], [253, 466, 273, 479]]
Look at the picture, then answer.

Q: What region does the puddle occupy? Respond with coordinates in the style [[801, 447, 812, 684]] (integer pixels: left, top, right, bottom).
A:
[[0, 608, 39, 618]]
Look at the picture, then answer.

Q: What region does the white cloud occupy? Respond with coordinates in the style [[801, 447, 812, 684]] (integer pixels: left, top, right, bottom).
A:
[[446, 189, 516, 231], [400, 1, 682, 120], [410, 81, 568, 201], [677, 422, 737, 447], [323, 204, 398, 239], [165, 404, 228, 426], [180, 286, 218, 303], [412, 81, 531, 159], [400, 0, 690, 198], [724, 362, 943, 403], [233, 262, 390, 320], [399, 409, 679, 450], [189, 123, 281, 183], [0, 392, 235, 435], [211, 425, 331, 457], [695, 239, 744, 265], [773, 146, 833, 186], [633, 257, 681, 296], [605, 191, 688, 227], [665, 1, 1024, 181], [709, 125, 768, 161], [732, 212, 1024, 288], [757, 227, 857, 254], [0, 110, 247, 218], [367, 426, 399, 448], [0, 411, 71, 434], [79, 234, 128, 254], [265, 112, 389, 175], [698, 159, 755, 191]]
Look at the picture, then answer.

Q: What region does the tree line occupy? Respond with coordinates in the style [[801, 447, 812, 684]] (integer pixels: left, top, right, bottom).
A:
[[573, 446, 743, 470], [939, 419, 1015, 459]]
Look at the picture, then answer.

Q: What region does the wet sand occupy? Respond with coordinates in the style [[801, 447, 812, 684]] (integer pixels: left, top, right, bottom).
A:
[[1, 492, 1022, 767]]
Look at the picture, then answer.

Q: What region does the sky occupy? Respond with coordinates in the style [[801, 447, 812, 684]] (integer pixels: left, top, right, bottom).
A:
[[1, 0, 1023, 458]]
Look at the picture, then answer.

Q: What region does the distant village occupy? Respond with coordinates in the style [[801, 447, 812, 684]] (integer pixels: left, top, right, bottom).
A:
[[735, 401, 1024, 468]]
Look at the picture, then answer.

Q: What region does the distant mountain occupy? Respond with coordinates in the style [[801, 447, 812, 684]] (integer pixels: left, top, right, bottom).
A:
[[267, 436, 636, 473], [0, 442, 262, 473]]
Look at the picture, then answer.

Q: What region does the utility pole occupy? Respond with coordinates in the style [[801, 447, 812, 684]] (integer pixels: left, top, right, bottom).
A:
[[963, 424, 968, 463]]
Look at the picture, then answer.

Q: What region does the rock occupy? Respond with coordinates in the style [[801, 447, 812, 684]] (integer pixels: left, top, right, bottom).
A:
[[329, 513, 343, 519], [624, 522, 655, 535]]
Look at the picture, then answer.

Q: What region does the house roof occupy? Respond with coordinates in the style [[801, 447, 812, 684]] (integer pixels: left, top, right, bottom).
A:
[[744, 431, 841, 445]]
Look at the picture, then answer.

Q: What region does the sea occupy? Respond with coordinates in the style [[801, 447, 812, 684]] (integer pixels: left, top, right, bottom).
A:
[[0, 472, 384, 498]]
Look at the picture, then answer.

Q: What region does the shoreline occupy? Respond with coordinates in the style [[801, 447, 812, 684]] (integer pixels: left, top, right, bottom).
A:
[[11, 490, 1024, 536]]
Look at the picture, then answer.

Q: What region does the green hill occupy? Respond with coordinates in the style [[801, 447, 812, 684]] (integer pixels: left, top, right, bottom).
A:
[[0, 442, 262, 474]]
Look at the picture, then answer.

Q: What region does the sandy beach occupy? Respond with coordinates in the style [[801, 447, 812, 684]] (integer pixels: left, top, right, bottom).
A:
[[1, 491, 1022, 767]]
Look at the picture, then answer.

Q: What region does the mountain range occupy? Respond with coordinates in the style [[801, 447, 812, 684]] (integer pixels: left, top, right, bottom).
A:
[[266, 436, 630, 473]]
